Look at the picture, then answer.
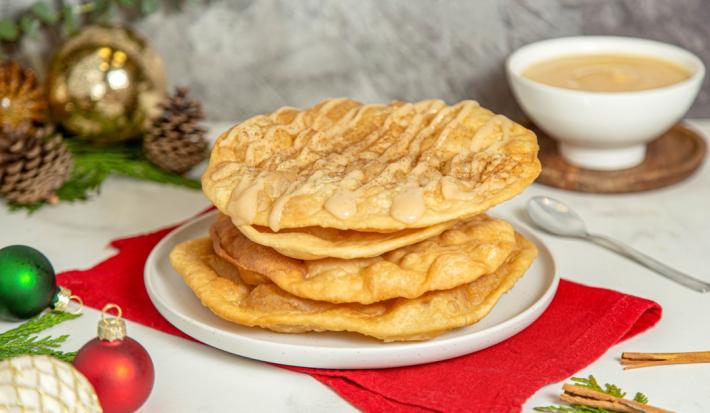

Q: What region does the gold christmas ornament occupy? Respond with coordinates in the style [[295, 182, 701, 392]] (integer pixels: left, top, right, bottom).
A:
[[47, 25, 166, 142], [0, 355, 103, 412], [0, 60, 47, 129]]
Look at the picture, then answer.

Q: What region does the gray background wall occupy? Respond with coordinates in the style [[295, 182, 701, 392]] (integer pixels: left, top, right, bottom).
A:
[[3, 0, 709, 121]]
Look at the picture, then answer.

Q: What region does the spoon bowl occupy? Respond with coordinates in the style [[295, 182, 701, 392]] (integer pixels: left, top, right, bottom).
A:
[[527, 196, 588, 238]]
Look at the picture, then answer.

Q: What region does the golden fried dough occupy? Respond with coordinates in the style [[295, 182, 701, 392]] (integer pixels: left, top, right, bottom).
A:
[[235, 219, 457, 260], [211, 213, 516, 304], [170, 234, 537, 341], [202, 98, 540, 231]]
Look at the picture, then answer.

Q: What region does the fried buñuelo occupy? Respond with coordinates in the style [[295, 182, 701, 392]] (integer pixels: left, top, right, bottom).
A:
[[169, 233, 537, 342], [203, 98, 540, 231], [211, 213, 516, 304], [235, 219, 457, 260]]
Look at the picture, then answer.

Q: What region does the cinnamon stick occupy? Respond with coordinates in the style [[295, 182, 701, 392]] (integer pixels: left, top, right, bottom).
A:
[[621, 351, 710, 369], [560, 384, 673, 413]]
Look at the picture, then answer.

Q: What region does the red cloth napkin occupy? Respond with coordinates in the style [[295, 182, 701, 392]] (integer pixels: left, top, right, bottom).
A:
[[58, 220, 662, 413]]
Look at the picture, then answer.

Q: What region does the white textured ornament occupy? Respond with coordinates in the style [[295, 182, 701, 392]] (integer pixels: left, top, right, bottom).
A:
[[0, 355, 102, 413]]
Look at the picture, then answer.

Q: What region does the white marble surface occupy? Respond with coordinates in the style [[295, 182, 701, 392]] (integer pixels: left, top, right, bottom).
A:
[[1, 121, 709, 412]]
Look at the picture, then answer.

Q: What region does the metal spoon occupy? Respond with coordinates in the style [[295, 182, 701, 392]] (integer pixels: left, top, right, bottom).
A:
[[527, 196, 710, 293]]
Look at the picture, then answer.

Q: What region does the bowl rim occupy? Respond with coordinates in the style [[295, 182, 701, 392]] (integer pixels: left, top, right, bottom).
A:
[[506, 35, 706, 98]]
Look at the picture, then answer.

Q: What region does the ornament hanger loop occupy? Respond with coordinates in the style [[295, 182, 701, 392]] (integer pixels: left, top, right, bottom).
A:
[[101, 303, 123, 321], [52, 286, 82, 314], [69, 295, 83, 315], [98, 303, 126, 341]]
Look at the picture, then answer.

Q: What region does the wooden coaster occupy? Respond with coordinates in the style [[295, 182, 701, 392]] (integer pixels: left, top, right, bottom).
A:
[[535, 123, 707, 193]]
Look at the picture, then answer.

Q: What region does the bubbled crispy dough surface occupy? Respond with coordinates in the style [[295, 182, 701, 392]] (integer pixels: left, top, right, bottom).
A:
[[210, 213, 517, 304], [169, 234, 537, 342], [202, 98, 540, 231]]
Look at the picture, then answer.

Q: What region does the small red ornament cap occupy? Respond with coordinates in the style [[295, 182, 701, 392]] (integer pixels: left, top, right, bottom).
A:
[[98, 303, 127, 341]]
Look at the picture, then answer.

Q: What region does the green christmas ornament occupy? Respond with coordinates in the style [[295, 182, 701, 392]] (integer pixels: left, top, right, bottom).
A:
[[0, 245, 75, 321]]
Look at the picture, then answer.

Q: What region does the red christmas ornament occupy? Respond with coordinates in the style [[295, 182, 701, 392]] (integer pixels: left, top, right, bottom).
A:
[[74, 304, 155, 413]]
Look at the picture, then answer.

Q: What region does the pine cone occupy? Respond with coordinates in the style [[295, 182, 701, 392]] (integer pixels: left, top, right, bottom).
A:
[[0, 60, 47, 129], [0, 124, 74, 204], [144, 87, 208, 174]]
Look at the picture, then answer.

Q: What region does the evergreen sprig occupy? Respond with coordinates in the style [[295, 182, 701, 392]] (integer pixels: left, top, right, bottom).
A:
[[0, 0, 176, 56], [571, 376, 625, 399], [8, 139, 201, 212], [534, 375, 649, 413], [0, 311, 81, 363]]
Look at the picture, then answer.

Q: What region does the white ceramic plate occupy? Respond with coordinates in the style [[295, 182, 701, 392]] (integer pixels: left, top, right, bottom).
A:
[[145, 211, 558, 369]]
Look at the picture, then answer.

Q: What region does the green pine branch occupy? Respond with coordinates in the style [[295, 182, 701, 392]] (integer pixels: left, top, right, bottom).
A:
[[0, 0, 178, 57], [534, 375, 649, 413], [571, 376, 626, 399], [0, 311, 81, 363]]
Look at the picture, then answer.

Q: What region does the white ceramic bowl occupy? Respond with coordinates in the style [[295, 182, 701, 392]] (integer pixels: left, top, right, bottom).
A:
[[507, 36, 705, 170]]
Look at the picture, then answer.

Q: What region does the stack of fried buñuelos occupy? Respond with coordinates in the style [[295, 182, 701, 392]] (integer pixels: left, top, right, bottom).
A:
[[171, 98, 541, 342]]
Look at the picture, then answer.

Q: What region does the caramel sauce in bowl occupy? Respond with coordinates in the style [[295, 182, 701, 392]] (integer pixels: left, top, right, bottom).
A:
[[507, 36, 704, 170], [522, 53, 691, 93]]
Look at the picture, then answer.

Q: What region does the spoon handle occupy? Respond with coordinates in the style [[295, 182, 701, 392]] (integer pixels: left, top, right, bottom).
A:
[[587, 234, 710, 293]]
